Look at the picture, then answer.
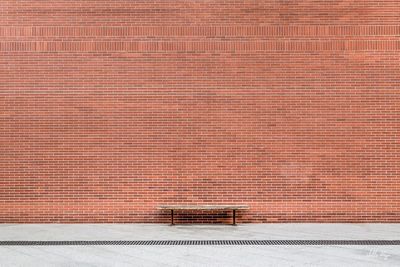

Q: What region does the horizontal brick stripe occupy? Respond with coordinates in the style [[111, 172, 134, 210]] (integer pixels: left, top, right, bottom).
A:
[[1, 40, 399, 52], [1, 26, 400, 38]]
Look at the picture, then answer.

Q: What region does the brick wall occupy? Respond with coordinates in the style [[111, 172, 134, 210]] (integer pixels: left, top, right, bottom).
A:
[[0, 1, 399, 223]]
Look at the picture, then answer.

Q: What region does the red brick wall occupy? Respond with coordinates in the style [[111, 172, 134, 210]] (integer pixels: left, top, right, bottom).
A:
[[1, 1, 399, 223]]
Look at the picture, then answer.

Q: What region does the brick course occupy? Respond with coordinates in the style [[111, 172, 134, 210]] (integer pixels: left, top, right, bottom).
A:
[[0, 1, 399, 223]]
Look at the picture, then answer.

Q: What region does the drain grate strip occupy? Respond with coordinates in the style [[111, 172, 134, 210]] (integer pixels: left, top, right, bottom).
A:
[[0, 240, 399, 246]]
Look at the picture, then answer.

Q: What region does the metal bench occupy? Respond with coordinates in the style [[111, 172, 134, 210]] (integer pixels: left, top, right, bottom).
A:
[[158, 205, 249, 225]]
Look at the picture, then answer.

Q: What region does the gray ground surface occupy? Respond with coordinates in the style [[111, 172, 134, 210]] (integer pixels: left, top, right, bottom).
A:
[[0, 223, 399, 266]]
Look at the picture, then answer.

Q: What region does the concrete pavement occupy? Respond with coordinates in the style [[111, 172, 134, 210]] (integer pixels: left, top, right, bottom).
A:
[[0, 223, 399, 266]]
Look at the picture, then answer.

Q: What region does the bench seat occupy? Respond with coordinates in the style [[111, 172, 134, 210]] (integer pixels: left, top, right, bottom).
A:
[[158, 205, 249, 225]]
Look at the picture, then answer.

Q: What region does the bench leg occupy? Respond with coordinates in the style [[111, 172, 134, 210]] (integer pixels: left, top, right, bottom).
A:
[[171, 209, 174, 225], [232, 210, 236, 225]]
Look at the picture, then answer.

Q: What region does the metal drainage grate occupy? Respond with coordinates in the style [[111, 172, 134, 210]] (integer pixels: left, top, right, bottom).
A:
[[0, 240, 399, 246]]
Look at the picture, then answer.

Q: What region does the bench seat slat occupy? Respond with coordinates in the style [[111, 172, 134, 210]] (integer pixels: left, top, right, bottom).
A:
[[158, 205, 248, 210]]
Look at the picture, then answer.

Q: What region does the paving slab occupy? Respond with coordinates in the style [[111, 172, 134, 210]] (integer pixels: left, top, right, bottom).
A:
[[0, 224, 399, 266]]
